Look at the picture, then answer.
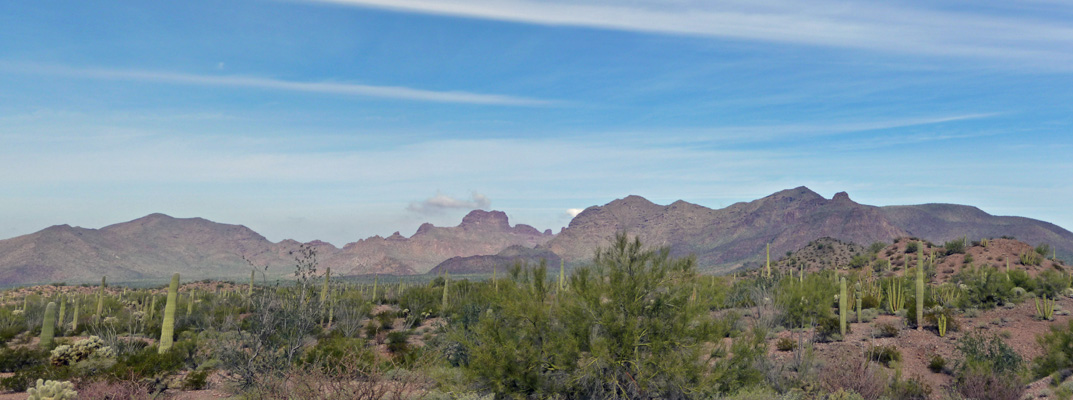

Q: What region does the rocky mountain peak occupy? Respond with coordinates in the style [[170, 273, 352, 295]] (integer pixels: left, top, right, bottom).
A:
[[460, 210, 511, 231]]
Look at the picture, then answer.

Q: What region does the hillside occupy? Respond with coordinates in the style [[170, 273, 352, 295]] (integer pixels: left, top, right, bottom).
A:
[[545, 187, 1073, 273]]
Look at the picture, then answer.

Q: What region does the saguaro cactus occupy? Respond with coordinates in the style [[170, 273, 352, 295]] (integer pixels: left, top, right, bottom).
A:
[[159, 273, 179, 354], [839, 277, 847, 337], [96, 276, 106, 319], [57, 298, 66, 334], [855, 281, 862, 323], [40, 302, 57, 349], [442, 271, 450, 308], [559, 260, 566, 291], [71, 298, 79, 332], [765, 243, 772, 278], [916, 242, 924, 331]]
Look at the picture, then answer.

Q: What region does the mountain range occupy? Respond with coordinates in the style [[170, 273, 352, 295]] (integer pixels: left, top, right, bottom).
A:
[[0, 186, 1070, 285]]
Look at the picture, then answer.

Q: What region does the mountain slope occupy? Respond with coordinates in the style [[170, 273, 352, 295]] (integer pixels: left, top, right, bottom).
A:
[[545, 187, 1072, 273]]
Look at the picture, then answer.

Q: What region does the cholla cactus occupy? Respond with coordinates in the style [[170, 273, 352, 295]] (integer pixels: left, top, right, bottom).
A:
[[26, 379, 77, 400], [49, 336, 115, 366]]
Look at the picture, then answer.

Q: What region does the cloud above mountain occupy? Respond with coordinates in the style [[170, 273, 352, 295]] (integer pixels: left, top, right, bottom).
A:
[[407, 192, 491, 215]]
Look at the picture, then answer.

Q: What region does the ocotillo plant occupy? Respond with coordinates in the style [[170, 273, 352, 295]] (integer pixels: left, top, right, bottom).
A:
[[839, 277, 847, 337], [916, 242, 924, 331], [158, 273, 179, 354], [1036, 295, 1056, 320], [40, 302, 57, 349]]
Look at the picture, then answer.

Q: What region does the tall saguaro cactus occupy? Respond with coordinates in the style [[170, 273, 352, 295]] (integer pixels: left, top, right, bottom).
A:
[[839, 277, 847, 337], [159, 273, 179, 354], [916, 242, 924, 331], [765, 243, 772, 278], [57, 298, 66, 334], [71, 298, 79, 332], [248, 270, 255, 297], [40, 302, 57, 349], [442, 271, 450, 308], [96, 276, 106, 319]]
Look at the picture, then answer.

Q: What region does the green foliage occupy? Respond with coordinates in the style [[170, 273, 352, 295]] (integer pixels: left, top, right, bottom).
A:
[[26, 379, 77, 400], [905, 241, 919, 254], [867, 344, 901, 367], [929, 354, 946, 373], [952, 265, 1014, 309], [1037, 243, 1053, 257], [775, 337, 797, 352], [1021, 250, 1043, 266], [874, 322, 899, 338], [39, 302, 57, 349], [0, 346, 48, 373], [454, 234, 747, 398], [776, 272, 837, 329], [956, 332, 1023, 377], [1034, 319, 1073, 378], [944, 237, 968, 255]]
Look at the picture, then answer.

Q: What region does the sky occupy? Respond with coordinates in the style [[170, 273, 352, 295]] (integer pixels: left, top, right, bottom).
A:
[[1, 0, 1071, 246]]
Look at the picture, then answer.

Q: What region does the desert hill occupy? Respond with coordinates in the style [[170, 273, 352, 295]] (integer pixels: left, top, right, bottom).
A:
[[545, 187, 1073, 273], [1, 187, 1071, 286]]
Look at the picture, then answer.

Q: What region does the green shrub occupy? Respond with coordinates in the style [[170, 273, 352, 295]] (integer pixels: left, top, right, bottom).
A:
[[945, 237, 967, 255], [891, 375, 931, 400], [1034, 319, 1073, 378], [182, 368, 211, 390], [775, 337, 797, 352], [874, 322, 899, 338], [0, 346, 48, 372], [868, 345, 901, 367], [928, 354, 946, 373], [956, 332, 1022, 377]]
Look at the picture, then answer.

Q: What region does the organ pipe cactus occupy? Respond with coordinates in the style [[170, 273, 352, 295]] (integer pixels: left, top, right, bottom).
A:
[[839, 277, 847, 337], [158, 273, 179, 354], [40, 302, 57, 349], [1036, 295, 1056, 320], [936, 308, 948, 337], [887, 279, 904, 313], [916, 242, 924, 331]]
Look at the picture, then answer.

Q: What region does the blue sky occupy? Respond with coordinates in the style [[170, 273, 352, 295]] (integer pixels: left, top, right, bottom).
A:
[[1, 0, 1071, 246]]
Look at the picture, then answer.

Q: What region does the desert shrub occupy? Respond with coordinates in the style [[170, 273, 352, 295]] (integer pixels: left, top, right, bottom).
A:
[[182, 368, 211, 390], [108, 344, 186, 380], [820, 356, 887, 400], [953, 332, 1024, 400], [301, 336, 374, 372], [1034, 319, 1073, 378], [776, 273, 837, 329], [0, 345, 48, 372], [868, 345, 901, 367], [1035, 268, 1070, 298], [927, 355, 947, 374], [1038, 243, 1053, 257], [945, 237, 968, 255], [76, 379, 154, 400], [398, 285, 441, 319], [386, 331, 410, 354], [849, 254, 870, 269], [952, 266, 1014, 309], [874, 322, 899, 338], [956, 366, 1024, 400], [905, 242, 919, 254], [775, 337, 797, 352], [814, 315, 846, 342], [890, 375, 931, 400]]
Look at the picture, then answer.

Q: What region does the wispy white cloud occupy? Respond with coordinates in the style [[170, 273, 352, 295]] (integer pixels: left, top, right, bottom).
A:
[[0, 63, 555, 106], [407, 192, 492, 214], [302, 0, 1073, 68]]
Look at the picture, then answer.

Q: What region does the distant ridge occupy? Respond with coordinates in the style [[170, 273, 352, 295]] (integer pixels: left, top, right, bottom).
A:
[[0, 187, 1070, 285], [544, 187, 1073, 273]]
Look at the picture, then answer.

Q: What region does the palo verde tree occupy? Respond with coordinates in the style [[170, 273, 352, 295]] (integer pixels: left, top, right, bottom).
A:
[[459, 233, 751, 399]]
